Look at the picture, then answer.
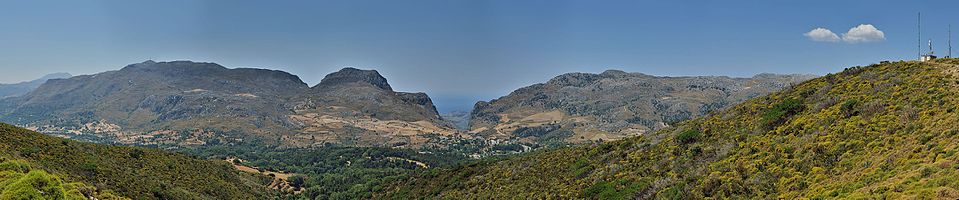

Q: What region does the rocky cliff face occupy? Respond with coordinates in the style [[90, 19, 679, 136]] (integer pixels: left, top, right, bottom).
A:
[[468, 70, 815, 145], [0, 61, 453, 148]]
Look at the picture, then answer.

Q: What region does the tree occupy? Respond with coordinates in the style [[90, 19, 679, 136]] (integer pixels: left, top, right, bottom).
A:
[[289, 175, 306, 188]]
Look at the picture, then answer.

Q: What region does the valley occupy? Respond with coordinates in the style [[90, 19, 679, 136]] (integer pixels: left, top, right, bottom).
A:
[[0, 60, 816, 199]]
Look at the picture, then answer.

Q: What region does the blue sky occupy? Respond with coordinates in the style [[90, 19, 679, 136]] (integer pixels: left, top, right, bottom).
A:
[[1, 0, 957, 112]]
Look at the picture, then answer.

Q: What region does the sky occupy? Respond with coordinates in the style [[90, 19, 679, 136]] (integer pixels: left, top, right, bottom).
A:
[[1, 0, 958, 112]]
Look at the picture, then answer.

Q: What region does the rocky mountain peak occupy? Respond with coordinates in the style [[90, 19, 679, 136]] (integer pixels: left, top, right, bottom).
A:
[[315, 67, 392, 91]]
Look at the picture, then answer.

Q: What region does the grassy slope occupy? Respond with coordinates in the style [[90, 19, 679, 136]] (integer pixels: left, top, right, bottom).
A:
[[385, 60, 959, 199], [0, 123, 275, 200]]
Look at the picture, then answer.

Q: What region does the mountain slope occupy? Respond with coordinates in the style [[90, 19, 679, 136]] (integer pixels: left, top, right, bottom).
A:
[[386, 60, 959, 199], [0, 73, 71, 99], [0, 123, 274, 199], [469, 70, 814, 145], [0, 61, 454, 148]]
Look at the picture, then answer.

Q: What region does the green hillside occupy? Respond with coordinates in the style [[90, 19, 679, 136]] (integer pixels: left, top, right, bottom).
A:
[[0, 123, 274, 199], [385, 60, 959, 199]]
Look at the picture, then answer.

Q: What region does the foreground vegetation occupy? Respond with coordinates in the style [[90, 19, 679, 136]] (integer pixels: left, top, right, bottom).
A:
[[183, 143, 467, 199], [384, 60, 959, 199], [0, 157, 128, 199], [0, 123, 274, 199]]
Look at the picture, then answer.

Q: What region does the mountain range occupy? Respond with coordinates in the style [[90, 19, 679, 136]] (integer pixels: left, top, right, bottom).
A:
[[0, 61, 452, 148], [0, 61, 813, 152]]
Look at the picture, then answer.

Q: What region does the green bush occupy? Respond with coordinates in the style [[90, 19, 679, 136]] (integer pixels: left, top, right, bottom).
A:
[[0, 159, 89, 200], [570, 158, 593, 178], [676, 129, 701, 144], [762, 98, 804, 128], [840, 99, 860, 117]]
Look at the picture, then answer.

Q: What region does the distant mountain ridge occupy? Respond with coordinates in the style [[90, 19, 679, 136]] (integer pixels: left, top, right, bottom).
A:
[[0, 60, 811, 152], [0, 61, 453, 148], [468, 70, 815, 145], [0, 72, 71, 99]]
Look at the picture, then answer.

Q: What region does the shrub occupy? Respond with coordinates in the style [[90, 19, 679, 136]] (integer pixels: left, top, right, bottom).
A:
[[676, 129, 701, 144], [840, 99, 860, 117], [0, 160, 88, 200], [570, 158, 593, 178], [762, 98, 804, 129], [0, 160, 30, 173], [288, 175, 306, 188]]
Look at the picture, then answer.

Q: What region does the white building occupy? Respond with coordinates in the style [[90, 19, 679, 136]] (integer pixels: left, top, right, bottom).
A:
[[921, 39, 937, 61]]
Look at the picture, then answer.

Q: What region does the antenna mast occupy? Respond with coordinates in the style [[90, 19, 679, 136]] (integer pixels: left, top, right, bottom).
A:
[[949, 24, 953, 58], [918, 12, 922, 60]]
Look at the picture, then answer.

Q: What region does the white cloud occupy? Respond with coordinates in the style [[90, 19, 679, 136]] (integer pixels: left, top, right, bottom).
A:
[[841, 24, 885, 43], [804, 28, 840, 42], [805, 24, 886, 44]]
